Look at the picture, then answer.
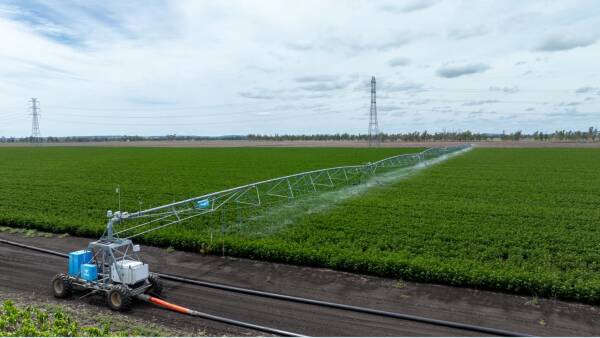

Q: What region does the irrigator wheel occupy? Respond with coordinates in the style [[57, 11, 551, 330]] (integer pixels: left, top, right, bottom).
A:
[[147, 273, 163, 296], [51, 273, 73, 298], [107, 285, 132, 311]]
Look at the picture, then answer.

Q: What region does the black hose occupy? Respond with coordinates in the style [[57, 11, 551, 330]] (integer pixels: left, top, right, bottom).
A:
[[0, 238, 68, 258], [0, 237, 532, 337], [136, 294, 304, 337], [158, 273, 532, 337], [186, 309, 304, 337]]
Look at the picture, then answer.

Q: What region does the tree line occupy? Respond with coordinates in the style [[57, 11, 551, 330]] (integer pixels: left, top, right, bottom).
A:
[[247, 127, 599, 142], [1, 127, 598, 143]]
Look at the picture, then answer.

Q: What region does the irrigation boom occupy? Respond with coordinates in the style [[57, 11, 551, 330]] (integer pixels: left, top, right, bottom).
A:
[[51, 145, 470, 311], [108, 144, 470, 240]]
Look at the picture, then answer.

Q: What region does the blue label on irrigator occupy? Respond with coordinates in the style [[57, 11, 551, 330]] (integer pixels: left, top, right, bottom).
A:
[[195, 199, 210, 209]]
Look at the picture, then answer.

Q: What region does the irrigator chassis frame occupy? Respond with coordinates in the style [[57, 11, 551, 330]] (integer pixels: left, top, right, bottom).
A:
[[62, 239, 152, 296]]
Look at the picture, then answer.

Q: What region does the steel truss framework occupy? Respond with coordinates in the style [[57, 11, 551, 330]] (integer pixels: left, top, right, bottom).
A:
[[107, 145, 470, 239]]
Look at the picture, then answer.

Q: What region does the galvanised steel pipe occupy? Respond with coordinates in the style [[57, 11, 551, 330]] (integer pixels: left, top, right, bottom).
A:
[[158, 272, 531, 337], [124, 144, 471, 219]]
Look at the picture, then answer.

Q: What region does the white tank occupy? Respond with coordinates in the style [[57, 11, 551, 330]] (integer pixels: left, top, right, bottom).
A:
[[110, 260, 149, 285]]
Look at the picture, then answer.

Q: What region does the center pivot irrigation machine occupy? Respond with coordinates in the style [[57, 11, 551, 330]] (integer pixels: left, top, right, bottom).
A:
[[51, 145, 469, 311]]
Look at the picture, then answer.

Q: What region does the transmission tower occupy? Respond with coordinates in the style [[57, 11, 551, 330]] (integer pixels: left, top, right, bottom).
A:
[[368, 76, 380, 147], [29, 98, 41, 142]]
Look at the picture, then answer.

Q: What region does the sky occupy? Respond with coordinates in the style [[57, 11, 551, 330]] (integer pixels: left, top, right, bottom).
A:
[[0, 0, 599, 137]]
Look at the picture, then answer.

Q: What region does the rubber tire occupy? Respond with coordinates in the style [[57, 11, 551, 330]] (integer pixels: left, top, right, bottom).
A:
[[51, 273, 73, 299], [107, 285, 132, 312], [147, 273, 163, 296]]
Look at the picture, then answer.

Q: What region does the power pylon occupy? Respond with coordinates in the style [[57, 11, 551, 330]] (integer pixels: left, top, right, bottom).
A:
[[368, 76, 380, 147], [30, 98, 41, 142]]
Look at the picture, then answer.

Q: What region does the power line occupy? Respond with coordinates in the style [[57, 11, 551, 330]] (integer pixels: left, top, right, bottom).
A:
[[37, 107, 288, 119], [0, 117, 28, 124], [4, 86, 587, 110], [427, 87, 577, 93], [17, 86, 588, 120], [45, 102, 267, 111], [36, 96, 596, 122], [43, 110, 350, 127], [381, 98, 591, 105], [0, 112, 28, 120]]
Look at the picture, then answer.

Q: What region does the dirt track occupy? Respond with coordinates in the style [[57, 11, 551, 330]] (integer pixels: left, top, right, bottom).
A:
[[2, 140, 600, 148], [1, 232, 599, 336]]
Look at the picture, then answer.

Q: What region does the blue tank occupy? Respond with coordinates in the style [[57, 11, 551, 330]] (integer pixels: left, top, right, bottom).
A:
[[80, 264, 97, 281], [68, 250, 93, 276]]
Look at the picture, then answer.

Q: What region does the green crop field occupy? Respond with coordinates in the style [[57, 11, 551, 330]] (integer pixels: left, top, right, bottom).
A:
[[0, 147, 418, 235], [2, 146, 600, 304], [221, 147, 600, 303], [0, 299, 174, 336]]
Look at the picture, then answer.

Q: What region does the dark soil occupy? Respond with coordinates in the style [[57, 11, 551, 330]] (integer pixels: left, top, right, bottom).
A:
[[1, 231, 598, 336]]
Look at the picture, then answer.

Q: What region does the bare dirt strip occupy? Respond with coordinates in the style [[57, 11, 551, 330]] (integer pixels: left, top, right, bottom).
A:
[[1, 232, 598, 336], [1, 140, 600, 148]]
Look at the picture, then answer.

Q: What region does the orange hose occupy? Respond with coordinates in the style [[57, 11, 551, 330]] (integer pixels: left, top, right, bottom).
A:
[[148, 296, 191, 314]]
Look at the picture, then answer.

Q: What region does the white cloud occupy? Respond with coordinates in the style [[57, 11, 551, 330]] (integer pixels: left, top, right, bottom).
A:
[[380, 0, 440, 14], [436, 63, 490, 78], [448, 25, 489, 40], [535, 32, 597, 52], [576, 86, 600, 95], [462, 100, 499, 106], [0, 0, 599, 136], [489, 86, 519, 94], [388, 57, 411, 67]]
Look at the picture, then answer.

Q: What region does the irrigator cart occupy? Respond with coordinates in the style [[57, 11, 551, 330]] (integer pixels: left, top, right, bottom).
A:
[[51, 212, 162, 311]]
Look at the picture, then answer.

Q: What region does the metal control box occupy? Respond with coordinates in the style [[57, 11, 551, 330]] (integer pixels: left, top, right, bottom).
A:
[[110, 259, 149, 285]]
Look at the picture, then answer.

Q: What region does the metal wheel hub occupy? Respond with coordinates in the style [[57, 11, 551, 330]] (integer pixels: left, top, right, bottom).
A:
[[110, 292, 122, 307], [53, 279, 64, 293]]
